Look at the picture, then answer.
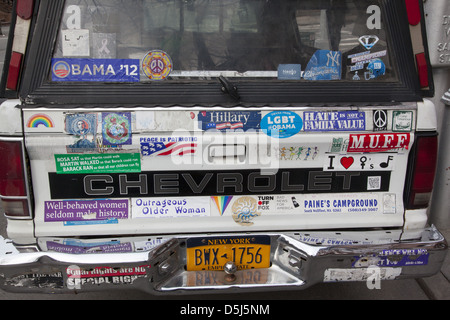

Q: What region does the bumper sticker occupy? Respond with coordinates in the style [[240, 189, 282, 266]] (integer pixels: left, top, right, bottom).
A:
[[261, 111, 303, 139], [132, 197, 210, 219], [197, 111, 261, 131], [52, 58, 139, 82], [303, 111, 365, 132], [102, 112, 132, 145], [27, 114, 55, 128], [392, 111, 413, 132], [140, 136, 198, 156], [55, 153, 141, 174], [324, 154, 395, 171], [353, 249, 429, 267], [44, 199, 129, 223], [347, 133, 411, 153]]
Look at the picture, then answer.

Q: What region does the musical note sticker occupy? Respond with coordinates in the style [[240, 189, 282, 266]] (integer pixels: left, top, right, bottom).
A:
[[324, 154, 396, 171]]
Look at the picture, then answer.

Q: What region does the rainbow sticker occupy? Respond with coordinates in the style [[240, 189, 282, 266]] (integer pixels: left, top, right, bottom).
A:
[[212, 196, 233, 216], [27, 114, 54, 128]]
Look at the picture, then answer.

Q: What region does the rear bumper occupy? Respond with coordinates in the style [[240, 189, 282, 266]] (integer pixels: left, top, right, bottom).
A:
[[0, 226, 447, 294]]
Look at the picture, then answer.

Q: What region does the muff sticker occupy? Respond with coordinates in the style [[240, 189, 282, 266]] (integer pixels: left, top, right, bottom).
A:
[[347, 133, 411, 153], [52, 58, 140, 82], [261, 111, 303, 139]]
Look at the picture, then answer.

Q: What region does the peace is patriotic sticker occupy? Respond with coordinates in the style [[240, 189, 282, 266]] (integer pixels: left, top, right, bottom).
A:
[[142, 50, 173, 81]]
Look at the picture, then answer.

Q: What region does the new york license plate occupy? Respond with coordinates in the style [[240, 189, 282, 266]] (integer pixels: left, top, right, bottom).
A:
[[186, 235, 271, 271]]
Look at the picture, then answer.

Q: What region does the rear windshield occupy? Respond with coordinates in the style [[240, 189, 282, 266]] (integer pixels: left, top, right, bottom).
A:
[[51, 0, 397, 83]]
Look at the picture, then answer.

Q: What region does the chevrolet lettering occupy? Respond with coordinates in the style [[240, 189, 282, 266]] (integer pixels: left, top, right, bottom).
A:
[[48, 169, 390, 199]]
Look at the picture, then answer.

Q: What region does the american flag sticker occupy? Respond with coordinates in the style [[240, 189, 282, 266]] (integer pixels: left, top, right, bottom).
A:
[[141, 141, 197, 156]]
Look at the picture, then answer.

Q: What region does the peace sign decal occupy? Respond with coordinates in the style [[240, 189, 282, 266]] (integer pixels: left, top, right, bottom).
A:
[[142, 50, 173, 81], [373, 110, 387, 131]]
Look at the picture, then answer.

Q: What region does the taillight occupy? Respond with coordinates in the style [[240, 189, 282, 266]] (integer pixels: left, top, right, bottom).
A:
[[0, 139, 31, 218], [407, 135, 438, 209], [1, 199, 30, 218]]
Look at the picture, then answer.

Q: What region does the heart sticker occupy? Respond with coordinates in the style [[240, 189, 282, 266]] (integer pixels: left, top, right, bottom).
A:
[[340, 157, 354, 169]]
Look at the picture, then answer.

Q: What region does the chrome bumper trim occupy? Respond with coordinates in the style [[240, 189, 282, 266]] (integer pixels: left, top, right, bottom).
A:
[[0, 226, 446, 294]]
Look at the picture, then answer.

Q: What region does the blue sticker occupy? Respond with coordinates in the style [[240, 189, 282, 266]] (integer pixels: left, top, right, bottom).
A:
[[365, 58, 386, 80], [197, 111, 261, 131], [64, 219, 118, 226], [65, 113, 97, 136], [52, 58, 140, 82], [303, 111, 365, 131], [303, 50, 341, 81], [352, 249, 429, 267], [65, 113, 98, 152], [261, 111, 303, 139], [278, 64, 301, 80]]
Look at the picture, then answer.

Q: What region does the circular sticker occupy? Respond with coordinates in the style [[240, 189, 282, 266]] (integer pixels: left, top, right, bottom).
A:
[[142, 50, 173, 81], [261, 111, 303, 139], [52, 61, 71, 79], [232, 196, 261, 226], [366, 58, 386, 80]]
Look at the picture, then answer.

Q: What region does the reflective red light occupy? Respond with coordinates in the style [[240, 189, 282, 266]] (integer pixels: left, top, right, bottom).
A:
[[16, 0, 34, 20], [6, 52, 23, 91], [405, 0, 421, 26], [416, 53, 429, 88]]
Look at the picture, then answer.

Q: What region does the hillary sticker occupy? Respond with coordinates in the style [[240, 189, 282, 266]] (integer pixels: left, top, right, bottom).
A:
[[142, 50, 173, 81]]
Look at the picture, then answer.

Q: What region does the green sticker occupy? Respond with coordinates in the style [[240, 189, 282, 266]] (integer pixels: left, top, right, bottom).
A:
[[55, 153, 141, 174], [392, 111, 413, 132]]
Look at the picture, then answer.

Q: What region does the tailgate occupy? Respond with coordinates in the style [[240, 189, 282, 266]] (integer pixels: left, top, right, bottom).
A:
[[23, 106, 415, 238]]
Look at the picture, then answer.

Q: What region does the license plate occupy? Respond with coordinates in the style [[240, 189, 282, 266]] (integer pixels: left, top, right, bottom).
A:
[[186, 235, 271, 271]]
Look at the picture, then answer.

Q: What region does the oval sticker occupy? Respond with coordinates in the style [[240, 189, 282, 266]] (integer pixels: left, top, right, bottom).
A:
[[261, 111, 303, 139]]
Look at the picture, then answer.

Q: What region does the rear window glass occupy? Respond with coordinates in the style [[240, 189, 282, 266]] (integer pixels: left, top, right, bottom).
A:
[[51, 0, 397, 83]]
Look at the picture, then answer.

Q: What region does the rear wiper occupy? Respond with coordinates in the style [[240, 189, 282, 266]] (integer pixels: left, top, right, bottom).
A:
[[219, 75, 240, 101]]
